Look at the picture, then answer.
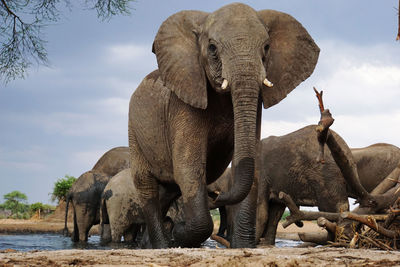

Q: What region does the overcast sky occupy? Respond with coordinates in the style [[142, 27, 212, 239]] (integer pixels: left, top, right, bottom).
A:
[[1, 0, 399, 204]]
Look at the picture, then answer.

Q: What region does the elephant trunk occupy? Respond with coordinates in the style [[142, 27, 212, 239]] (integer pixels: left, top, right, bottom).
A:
[[215, 78, 259, 206]]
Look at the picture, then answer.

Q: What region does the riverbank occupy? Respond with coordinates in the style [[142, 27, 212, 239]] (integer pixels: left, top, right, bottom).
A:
[[1, 246, 400, 266], [2, 219, 400, 266]]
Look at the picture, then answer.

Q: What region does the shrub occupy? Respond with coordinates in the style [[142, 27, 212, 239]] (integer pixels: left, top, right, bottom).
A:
[[51, 175, 77, 203]]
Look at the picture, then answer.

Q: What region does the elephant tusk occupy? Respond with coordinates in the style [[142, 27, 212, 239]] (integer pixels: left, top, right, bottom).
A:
[[263, 78, 273, 87], [221, 79, 228, 90], [214, 190, 220, 195]]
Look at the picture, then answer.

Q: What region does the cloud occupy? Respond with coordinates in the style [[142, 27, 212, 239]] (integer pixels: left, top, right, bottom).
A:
[[261, 40, 400, 149], [72, 149, 108, 171]]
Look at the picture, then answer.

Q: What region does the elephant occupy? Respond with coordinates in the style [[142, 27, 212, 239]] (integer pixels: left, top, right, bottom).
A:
[[63, 146, 130, 242], [210, 125, 400, 245], [99, 168, 179, 244], [128, 3, 319, 248]]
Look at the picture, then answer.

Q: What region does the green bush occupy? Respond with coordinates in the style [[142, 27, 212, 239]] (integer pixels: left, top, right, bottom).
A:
[[51, 175, 77, 203]]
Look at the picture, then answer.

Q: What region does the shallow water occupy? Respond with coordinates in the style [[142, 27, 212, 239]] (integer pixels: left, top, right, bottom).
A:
[[0, 234, 301, 251]]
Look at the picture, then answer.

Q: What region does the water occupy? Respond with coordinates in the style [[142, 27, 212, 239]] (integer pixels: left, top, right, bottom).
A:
[[0, 234, 301, 251]]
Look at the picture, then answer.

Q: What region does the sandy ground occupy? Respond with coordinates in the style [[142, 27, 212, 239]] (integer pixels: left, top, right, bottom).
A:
[[1, 246, 400, 266], [1, 218, 400, 266]]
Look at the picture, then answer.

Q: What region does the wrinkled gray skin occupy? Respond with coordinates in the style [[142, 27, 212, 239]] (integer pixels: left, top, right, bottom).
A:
[[129, 3, 319, 248], [64, 146, 130, 242], [100, 168, 179, 244], [211, 126, 400, 245]]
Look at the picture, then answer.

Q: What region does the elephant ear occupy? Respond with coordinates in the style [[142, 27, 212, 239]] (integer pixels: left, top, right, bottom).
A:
[[258, 10, 320, 108], [153, 11, 209, 109]]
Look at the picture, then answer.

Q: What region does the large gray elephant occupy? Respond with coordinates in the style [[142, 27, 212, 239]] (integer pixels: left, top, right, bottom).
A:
[[211, 126, 400, 245], [128, 3, 319, 248], [64, 146, 130, 242]]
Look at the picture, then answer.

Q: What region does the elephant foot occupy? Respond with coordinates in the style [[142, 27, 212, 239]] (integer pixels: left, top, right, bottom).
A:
[[172, 221, 213, 248]]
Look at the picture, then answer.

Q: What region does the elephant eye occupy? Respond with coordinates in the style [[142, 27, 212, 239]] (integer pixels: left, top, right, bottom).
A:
[[262, 44, 270, 62], [208, 44, 217, 55]]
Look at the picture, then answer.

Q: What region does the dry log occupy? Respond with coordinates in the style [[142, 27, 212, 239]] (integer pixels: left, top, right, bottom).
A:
[[210, 234, 230, 248], [341, 212, 399, 239], [279, 192, 340, 228], [298, 232, 329, 245], [317, 217, 337, 234]]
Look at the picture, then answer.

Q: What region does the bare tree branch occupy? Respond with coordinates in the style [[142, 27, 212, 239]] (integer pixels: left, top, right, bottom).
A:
[[0, 0, 135, 83]]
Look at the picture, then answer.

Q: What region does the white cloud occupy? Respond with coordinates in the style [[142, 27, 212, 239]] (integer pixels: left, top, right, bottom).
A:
[[261, 40, 400, 149], [105, 44, 155, 66], [72, 149, 107, 171]]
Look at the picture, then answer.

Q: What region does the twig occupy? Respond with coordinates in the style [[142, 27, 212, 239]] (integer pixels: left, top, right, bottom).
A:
[[341, 212, 398, 239], [359, 234, 393, 251], [397, 0, 400, 41], [313, 87, 324, 113]]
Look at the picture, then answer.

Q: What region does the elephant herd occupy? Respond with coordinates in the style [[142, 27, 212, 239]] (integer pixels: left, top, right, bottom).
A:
[[63, 3, 400, 248]]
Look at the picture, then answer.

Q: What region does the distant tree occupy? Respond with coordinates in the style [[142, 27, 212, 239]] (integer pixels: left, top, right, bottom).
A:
[[51, 175, 77, 203], [2, 190, 29, 214], [0, 0, 135, 83], [30, 202, 44, 212]]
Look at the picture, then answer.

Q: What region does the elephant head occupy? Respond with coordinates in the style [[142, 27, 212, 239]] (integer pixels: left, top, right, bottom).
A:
[[152, 3, 319, 206]]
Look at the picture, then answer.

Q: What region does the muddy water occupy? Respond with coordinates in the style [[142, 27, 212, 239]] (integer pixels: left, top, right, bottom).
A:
[[0, 234, 302, 251]]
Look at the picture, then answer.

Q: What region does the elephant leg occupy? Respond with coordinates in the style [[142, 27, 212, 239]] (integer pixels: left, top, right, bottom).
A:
[[230, 180, 258, 248], [263, 201, 285, 245], [172, 182, 213, 247], [100, 224, 111, 243], [216, 206, 227, 237], [124, 224, 140, 243]]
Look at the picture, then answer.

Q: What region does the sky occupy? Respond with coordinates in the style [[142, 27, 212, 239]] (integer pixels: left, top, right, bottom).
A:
[[0, 0, 399, 204]]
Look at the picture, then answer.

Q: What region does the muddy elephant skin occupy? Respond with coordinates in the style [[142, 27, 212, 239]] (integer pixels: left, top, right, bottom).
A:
[[64, 146, 130, 242], [212, 125, 400, 245], [128, 3, 319, 248]]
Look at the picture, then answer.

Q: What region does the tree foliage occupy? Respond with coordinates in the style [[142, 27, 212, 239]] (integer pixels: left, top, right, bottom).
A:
[[51, 174, 77, 202], [0, 0, 134, 83], [2, 190, 29, 214]]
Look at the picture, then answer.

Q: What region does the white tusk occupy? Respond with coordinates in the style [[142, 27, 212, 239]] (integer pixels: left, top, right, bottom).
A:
[[221, 79, 228, 90], [263, 78, 273, 87]]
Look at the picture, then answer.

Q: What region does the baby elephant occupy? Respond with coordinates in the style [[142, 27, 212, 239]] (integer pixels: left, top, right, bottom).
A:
[[100, 168, 180, 244]]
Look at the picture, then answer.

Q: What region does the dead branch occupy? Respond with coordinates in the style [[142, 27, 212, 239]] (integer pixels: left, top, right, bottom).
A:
[[313, 87, 324, 113], [341, 212, 399, 239], [298, 232, 330, 245], [279, 192, 340, 228], [397, 0, 400, 41], [313, 87, 334, 164], [317, 217, 337, 234], [359, 234, 394, 251], [210, 234, 230, 248]]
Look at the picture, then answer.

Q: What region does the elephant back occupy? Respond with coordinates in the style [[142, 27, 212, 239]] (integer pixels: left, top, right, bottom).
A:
[[352, 143, 400, 193], [92, 146, 130, 177], [261, 125, 348, 211]]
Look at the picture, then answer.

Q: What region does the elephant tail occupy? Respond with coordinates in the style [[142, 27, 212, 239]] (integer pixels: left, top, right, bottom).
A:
[[100, 195, 109, 225], [63, 194, 71, 236]]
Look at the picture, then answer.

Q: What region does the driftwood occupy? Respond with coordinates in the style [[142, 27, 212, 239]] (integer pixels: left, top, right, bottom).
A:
[[341, 212, 398, 239], [317, 217, 337, 235], [279, 192, 340, 228], [298, 232, 329, 245], [210, 234, 230, 248]]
